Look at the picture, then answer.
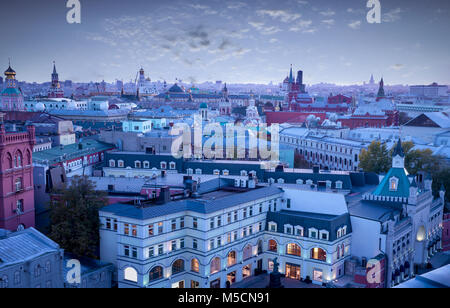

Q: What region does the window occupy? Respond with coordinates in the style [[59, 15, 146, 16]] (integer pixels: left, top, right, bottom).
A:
[[158, 244, 164, 255], [171, 240, 177, 251], [227, 212, 232, 224], [45, 261, 51, 273], [109, 160, 115, 167], [157, 222, 163, 234], [336, 181, 343, 189], [148, 247, 154, 258], [118, 160, 124, 168], [172, 219, 177, 231], [131, 225, 137, 237], [319, 230, 329, 241], [222, 170, 229, 176], [295, 226, 304, 237], [193, 218, 198, 229], [268, 222, 277, 232], [390, 177, 399, 191], [160, 162, 167, 169], [309, 228, 318, 239], [233, 231, 238, 241], [15, 178, 22, 192], [124, 267, 138, 283], [180, 217, 184, 229], [243, 208, 247, 218], [217, 237, 222, 247], [243, 245, 253, 260], [195, 169, 202, 175], [124, 224, 130, 235], [268, 240, 277, 252], [169, 162, 176, 170], [149, 266, 163, 282], [16, 199, 24, 214], [143, 161, 150, 168], [132, 247, 137, 258], [148, 224, 154, 236], [180, 238, 185, 249], [259, 204, 263, 213], [249, 207, 253, 216], [310, 248, 327, 262], [172, 259, 185, 275], [191, 259, 200, 272], [113, 219, 118, 231], [209, 239, 215, 250], [284, 225, 293, 234], [217, 216, 222, 227], [193, 239, 198, 250], [287, 199, 291, 208], [234, 211, 238, 221], [213, 169, 220, 175], [286, 243, 301, 256], [227, 251, 237, 267], [210, 257, 221, 274], [134, 161, 141, 168]]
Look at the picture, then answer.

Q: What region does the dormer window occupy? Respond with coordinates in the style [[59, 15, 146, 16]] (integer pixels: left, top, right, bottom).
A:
[[268, 222, 277, 232], [390, 177, 399, 191], [284, 224, 293, 234], [336, 181, 343, 189]]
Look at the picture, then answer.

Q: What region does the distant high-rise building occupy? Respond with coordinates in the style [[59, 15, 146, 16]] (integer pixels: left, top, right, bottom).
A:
[[369, 74, 375, 85], [1, 62, 24, 111], [47, 62, 64, 98]]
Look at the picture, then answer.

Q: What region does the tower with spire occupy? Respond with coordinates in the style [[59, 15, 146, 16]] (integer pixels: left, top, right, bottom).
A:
[[369, 74, 375, 85], [219, 83, 231, 115], [376, 78, 385, 100], [1, 60, 24, 111], [47, 61, 64, 98]]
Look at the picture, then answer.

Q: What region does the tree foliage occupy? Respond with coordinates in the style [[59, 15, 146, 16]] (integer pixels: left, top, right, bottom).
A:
[[49, 176, 107, 258], [358, 141, 391, 174]]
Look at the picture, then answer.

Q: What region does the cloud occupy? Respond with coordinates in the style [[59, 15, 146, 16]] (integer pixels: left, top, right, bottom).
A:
[[289, 20, 315, 33], [348, 20, 361, 29], [383, 8, 403, 23], [321, 19, 335, 26], [320, 9, 336, 17], [389, 64, 404, 70], [248, 21, 281, 35], [256, 9, 301, 23]]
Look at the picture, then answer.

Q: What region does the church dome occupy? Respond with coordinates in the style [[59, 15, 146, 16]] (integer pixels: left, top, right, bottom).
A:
[[199, 102, 208, 109], [35, 102, 45, 111]]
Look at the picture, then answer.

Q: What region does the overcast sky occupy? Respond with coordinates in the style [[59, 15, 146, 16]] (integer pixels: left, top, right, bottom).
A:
[[0, 0, 449, 85]]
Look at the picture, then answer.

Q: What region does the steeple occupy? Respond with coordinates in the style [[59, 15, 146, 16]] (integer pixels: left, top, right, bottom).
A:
[[392, 139, 405, 168], [377, 77, 385, 99], [289, 64, 293, 83]]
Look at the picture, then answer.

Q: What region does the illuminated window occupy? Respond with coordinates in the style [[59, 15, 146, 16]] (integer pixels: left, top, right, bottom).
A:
[[124, 267, 138, 283], [210, 257, 221, 274], [268, 240, 278, 252], [243, 244, 253, 260], [191, 259, 200, 272], [172, 259, 185, 275], [227, 251, 237, 267], [286, 243, 301, 256], [390, 177, 398, 191], [310, 248, 327, 262]]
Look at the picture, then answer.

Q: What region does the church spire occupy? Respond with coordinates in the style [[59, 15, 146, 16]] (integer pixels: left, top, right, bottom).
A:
[[377, 77, 385, 99], [289, 64, 293, 83]]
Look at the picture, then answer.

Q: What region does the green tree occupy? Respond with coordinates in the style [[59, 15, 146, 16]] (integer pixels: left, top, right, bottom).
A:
[[49, 176, 107, 258], [432, 167, 450, 202], [359, 141, 390, 174]]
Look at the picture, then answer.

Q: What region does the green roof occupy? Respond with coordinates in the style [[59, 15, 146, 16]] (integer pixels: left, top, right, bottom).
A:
[[372, 167, 410, 198], [199, 102, 208, 109], [2, 88, 21, 95], [33, 139, 114, 165]]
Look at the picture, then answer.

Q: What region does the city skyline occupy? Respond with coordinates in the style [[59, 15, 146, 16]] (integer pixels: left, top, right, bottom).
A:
[[0, 0, 449, 85]]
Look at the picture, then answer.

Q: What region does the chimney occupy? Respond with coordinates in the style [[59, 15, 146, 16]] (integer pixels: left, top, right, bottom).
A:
[[157, 186, 171, 204]]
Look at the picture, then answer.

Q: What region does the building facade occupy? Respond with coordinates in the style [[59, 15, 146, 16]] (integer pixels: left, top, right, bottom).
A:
[[0, 122, 35, 231]]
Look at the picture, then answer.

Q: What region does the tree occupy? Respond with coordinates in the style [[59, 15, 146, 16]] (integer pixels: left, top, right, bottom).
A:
[[49, 176, 107, 258], [432, 167, 450, 202], [359, 141, 390, 174]]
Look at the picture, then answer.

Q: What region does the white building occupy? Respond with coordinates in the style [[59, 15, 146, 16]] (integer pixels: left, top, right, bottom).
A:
[[99, 179, 352, 288]]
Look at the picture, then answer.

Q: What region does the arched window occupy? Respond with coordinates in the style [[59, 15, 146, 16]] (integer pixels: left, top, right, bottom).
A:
[[227, 251, 236, 267], [6, 153, 13, 169], [15, 178, 22, 192], [14, 151, 22, 168], [172, 259, 185, 275], [310, 248, 327, 262], [257, 240, 263, 254], [124, 267, 138, 282], [191, 259, 199, 273], [149, 266, 163, 282], [268, 240, 277, 252], [243, 244, 253, 261], [210, 257, 221, 274], [286, 243, 301, 256]]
